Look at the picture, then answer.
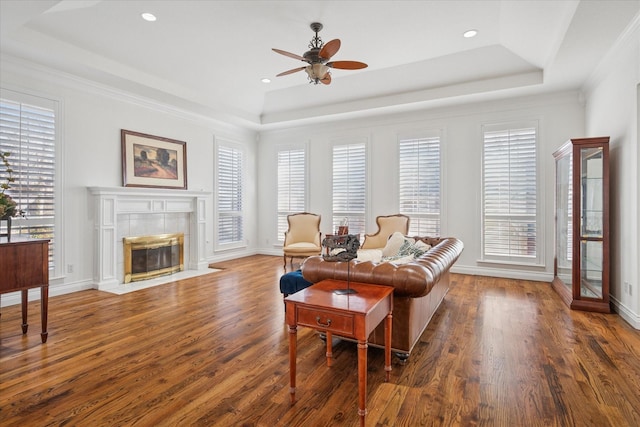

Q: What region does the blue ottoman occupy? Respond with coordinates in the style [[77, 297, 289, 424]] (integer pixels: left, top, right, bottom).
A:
[[279, 270, 313, 296]]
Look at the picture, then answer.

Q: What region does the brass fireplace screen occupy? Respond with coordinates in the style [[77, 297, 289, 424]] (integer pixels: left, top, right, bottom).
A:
[[123, 233, 184, 283]]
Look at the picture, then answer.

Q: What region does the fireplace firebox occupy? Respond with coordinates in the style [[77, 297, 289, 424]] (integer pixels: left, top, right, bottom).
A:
[[123, 233, 184, 283]]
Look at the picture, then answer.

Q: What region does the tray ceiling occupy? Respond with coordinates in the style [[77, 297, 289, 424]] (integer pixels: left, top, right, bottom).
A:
[[1, 1, 638, 129]]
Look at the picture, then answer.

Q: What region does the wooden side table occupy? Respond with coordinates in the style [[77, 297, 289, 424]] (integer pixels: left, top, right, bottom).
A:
[[285, 279, 393, 427], [0, 238, 50, 343]]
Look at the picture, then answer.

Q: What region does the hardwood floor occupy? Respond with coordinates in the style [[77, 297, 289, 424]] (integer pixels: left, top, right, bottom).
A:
[[1, 255, 639, 426]]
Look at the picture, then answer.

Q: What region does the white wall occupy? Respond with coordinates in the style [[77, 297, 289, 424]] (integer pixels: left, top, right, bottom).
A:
[[257, 92, 585, 282], [584, 17, 640, 328], [3, 21, 638, 330], [0, 55, 258, 305]]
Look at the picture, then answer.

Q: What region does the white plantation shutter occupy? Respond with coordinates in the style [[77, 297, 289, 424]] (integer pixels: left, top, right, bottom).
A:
[[332, 141, 366, 235], [277, 147, 306, 240], [483, 124, 538, 261], [217, 144, 243, 246], [399, 135, 441, 236], [0, 96, 57, 268]]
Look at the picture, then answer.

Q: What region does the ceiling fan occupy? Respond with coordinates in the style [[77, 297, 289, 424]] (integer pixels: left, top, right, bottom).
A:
[[272, 22, 368, 85]]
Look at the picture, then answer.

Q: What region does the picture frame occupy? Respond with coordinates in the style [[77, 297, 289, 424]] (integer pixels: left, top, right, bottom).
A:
[[121, 129, 187, 189]]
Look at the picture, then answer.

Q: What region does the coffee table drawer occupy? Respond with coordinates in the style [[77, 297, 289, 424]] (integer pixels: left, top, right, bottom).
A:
[[296, 307, 354, 336]]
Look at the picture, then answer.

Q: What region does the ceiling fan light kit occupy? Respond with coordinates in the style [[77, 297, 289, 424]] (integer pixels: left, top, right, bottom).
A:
[[273, 22, 367, 85], [305, 63, 330, 82]]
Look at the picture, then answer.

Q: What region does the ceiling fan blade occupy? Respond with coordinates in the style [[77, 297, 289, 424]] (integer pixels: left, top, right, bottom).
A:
[[276, 67, 306, 77], [327, 60, 368, 70], [272, 48, 307, 62], [320, 73, 332, 85], [319, 39, 341, 59]]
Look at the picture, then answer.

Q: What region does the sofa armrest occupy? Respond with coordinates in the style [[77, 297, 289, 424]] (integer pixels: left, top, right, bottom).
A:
[[301, 237, 463, 298]]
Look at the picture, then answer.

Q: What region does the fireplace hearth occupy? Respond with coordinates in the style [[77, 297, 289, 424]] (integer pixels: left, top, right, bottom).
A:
[[123, 233, 184, 283]]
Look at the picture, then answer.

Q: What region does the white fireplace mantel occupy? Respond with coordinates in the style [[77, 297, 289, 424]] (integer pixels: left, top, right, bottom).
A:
[[89, 186, 211, 291]]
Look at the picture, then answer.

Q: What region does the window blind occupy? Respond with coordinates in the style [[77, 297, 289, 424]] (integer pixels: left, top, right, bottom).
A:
[[277, 147, 306, 240], [399, 136, 441, 236], [483, 125, 537, 260], [0, 98, 56, 266], [217, 145, 243, 245], [332, 142, 366, 235]]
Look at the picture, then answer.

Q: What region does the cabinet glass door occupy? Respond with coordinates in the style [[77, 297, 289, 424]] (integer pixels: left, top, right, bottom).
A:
[[555, 153, 572, 290], [581, 147, 604, 237], [580, 240, 603, 298], [579, 147, 604, 298]]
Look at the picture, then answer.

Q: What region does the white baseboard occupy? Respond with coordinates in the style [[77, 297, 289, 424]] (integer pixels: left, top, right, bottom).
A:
[[0, 279, 94, 308], [611, 296, 640, 329], [258, 248, 283, 257], [451, 264, 554, 282], [258, 250, 556, 282], [6, 254, 637, 332], [208, 248, 260, 264]]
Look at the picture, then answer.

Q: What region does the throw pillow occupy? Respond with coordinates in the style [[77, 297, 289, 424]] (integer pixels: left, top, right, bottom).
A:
[[414, 240, 431, 250], [356, 249, 383, 263], [397, 239, 430, 258], [382, 231, 406, 257], [389, 254, 415, 264]]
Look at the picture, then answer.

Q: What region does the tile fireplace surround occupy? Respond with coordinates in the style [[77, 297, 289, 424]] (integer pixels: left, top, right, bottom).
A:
[[89, 187, 211, 292]]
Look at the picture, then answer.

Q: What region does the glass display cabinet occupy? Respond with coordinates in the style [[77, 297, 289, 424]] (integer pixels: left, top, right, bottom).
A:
[[552, 136, 610, 312]]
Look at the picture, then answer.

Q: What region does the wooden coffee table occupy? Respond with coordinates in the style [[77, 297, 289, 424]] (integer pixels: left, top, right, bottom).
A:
[[285, 279, 393, 427]]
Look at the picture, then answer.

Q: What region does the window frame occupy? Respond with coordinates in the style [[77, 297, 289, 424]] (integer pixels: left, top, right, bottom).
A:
[[480, 120, 543, 266], [398, 130, 443, 237], [214, 139, 246, 252], [276, 143, 308, 244], [330, 137, 368, 237], [0, 87, 63, 278]]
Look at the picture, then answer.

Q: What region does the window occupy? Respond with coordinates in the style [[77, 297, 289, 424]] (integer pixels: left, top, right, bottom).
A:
[[399, 134, 441, 235], [216, 143, 244, 248], [482, 123, 539, 262], [277, 146, 306, 241], [332, 140, 366, 235], [0, 91, 58, 272]]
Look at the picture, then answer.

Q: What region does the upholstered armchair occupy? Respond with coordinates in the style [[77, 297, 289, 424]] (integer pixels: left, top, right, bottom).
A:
[[282, 212, 322, 270], [360, 214, 410, 249]]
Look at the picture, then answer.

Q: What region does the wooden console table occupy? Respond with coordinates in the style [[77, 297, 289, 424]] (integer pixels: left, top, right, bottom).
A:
[[0, 238, 50, 343], [285, 279, 393, 427]]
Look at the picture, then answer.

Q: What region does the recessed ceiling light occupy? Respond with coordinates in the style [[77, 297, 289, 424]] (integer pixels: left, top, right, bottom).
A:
[[463, 29, 478, 38], [141, 12, 156, 22], [261, 78, 271, 84]]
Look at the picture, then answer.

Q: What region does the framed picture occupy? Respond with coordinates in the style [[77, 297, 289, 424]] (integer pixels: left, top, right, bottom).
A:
[[121, 129, 187, 189]]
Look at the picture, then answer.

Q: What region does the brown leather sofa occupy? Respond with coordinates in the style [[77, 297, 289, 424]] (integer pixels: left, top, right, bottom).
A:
[[301, 236, 463, 362]]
